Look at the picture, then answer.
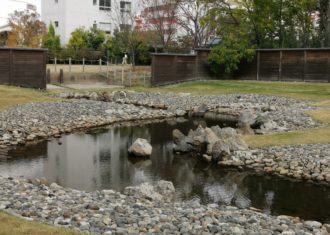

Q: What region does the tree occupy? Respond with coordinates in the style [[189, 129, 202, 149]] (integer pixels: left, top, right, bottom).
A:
[[43, 22, 61, 58], [319, 0, 330, 46], [177, 0, 214, 48], [7, 10, 46, 48], [87, 27, 106, 50], [202, 0, 319, 74], [141, 0, 180, 51], [67, 27, 89, 59], [109, 0, 147, 66]]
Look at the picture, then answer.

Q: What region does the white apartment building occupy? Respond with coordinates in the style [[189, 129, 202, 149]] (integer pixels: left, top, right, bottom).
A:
[[41, 0, 136, 45]]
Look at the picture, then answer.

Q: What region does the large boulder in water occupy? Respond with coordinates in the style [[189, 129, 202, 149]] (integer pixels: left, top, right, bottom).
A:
[[173, 125, 248, 163], [128, 138, 152, 157]]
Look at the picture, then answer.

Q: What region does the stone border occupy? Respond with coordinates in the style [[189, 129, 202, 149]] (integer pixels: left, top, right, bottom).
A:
[[0, 177, 329, 234]]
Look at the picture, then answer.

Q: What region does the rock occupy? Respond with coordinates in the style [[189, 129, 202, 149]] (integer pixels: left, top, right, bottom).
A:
[[173, 129, 185, 144], [2, 134, 12, 141], [85, 204, 100, 210], [211, 140, 231, 162], [128, 138, 152, 157], [39, 177, 49, 186], [202, 154, 212, 162], [50, 182, 62, 190], [205, 128, 219, 145], [211, 127, 248, 151], [238, 111, 257, 126], [124, 182, 163, 202], [89, 92, 99, 101], [175, 110, 186, 116], [154, 180, 175, 201], [304, 221, 322, 229]]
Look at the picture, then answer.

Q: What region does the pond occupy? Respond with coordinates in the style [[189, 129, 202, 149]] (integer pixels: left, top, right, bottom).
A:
[[0, 117, 329, 223]]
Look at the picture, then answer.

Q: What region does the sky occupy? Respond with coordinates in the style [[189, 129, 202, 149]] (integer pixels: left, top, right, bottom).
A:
[[0, 0, 41, 25]]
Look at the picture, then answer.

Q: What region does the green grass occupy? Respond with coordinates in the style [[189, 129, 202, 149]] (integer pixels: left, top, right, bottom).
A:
[[0, 86, 56, 111], [134, 80, 330, 101], [0, 212, 83, 235]]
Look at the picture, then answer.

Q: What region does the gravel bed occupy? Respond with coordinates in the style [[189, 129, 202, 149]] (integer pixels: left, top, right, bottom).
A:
[[0, 100, 174, 148], [56, 91, 322, 133], [0, 177, 329, 235], [222, 144, 330, 184]]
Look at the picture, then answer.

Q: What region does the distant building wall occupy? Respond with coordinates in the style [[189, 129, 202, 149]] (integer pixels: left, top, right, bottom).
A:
[[151, 48, 330, 86], [41, 0, 136, 45], [0, 48, 47, 89]]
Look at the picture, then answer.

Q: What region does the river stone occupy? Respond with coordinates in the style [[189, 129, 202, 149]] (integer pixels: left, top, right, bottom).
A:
[[238, 111, 257, 126], [128, 138, 152, 157], [173, 129, 185, 144], [205, 128, 219, 145], [154, 180, 175, 201], [202, 154, 212, 162], [124, 182, 164, 202], [304, 221, 322, 229], [211, 140, 231, 162]]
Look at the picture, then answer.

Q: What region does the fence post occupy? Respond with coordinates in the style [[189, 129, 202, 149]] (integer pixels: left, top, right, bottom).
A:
[[59, 69, 64, 84], [82, 58, 85, 73], [54, 57, 57, 73], [99, 59, 102, 72], [47, 69, 51, 84]]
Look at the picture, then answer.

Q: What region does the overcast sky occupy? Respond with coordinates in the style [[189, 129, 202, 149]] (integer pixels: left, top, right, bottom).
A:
[[0, 0, 41, 25]]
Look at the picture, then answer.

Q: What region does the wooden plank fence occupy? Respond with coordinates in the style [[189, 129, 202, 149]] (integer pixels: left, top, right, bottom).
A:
[[0, 48, 47, 89], [151, 48, 330, 86]]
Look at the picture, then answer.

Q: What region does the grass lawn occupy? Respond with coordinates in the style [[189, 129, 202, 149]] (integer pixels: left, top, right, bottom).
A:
[[0, 86, 55, 111], [133, 80, 330, 101], [0, 212, 82, 235]]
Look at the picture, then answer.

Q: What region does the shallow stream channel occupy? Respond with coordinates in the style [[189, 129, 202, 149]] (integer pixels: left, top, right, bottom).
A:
[[0, 117, 329, 223]]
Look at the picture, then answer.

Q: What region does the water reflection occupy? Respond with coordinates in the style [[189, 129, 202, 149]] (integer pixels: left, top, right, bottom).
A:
[[0, 118, 329, 223]]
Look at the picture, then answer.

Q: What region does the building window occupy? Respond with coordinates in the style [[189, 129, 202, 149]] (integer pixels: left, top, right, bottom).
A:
[[93, 0, 97, 5], [120, 1, 131, 13], [99, 0, 111, 11], [54, 21, 59, 27], [99, 22, 111, 35]]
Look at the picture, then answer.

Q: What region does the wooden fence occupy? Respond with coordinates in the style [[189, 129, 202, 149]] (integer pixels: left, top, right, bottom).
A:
[[0, 48, 47, 89], [151, 48, 330, 86]]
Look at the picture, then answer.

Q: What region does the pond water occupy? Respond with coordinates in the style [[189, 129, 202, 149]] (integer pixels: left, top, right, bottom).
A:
[[0, 117, 329, 223]]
